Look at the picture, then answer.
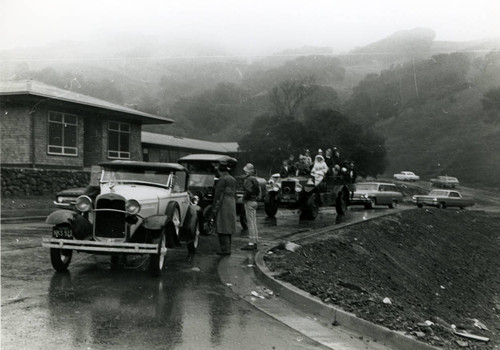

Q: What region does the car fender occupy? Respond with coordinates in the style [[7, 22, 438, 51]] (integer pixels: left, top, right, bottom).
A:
[[142, 215, 168, 230], [46, 210, 92, 240], [179, 204, 199, 241], [46, 209, 76, 225]]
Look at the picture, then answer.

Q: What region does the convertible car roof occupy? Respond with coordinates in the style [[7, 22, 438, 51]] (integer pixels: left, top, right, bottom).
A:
[[99, 160, 186, 171], [178, 154, 237, 163]]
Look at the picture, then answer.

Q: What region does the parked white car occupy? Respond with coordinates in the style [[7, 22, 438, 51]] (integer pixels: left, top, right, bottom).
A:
[[43, 161, 199, 276], [393, 171, 420, 181]]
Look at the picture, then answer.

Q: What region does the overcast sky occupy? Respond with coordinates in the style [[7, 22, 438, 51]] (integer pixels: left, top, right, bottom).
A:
[[1, 0, 500, 55]]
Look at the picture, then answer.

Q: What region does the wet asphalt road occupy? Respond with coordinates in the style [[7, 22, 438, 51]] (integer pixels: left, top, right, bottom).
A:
[[1, 205, 404, 350]]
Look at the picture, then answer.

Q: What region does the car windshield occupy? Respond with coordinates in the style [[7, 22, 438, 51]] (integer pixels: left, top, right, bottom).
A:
[[101, 168, 172, 186], [180, 162, 218, 175], [429, 190, 449, 196], [356, 184, 379, 191], [188, 173, 216, 187]]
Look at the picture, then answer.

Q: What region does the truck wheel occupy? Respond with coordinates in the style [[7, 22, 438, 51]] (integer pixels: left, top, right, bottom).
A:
[[300, 193, 319, 220], [264, 194, 278, 217], [50, 248, 73, 272], [149, 230, 167, 277], [335, 190, 349, 215]]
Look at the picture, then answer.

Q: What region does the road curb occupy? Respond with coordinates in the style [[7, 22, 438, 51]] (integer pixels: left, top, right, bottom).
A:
[[254, 250, 439, 350]]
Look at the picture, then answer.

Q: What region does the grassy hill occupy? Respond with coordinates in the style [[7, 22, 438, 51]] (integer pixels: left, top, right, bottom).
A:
[[2, 29, 500, 187]]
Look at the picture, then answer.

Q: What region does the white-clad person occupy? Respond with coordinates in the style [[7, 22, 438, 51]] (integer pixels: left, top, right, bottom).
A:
[[310, 154, 328, 185]]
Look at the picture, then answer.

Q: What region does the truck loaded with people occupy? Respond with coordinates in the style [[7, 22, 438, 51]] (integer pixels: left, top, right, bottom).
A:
[[264, 147, 356, 220]]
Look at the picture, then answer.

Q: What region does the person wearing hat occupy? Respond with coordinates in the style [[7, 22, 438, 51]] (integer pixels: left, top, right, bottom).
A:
[[241, 163, 260, 251], [303, 149, 312, 168], [213, 162, 237, 256], [311, 154, 328, 185]]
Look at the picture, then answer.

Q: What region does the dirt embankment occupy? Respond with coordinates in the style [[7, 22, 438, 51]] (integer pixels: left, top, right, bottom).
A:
[[265, 209, 500, 349]]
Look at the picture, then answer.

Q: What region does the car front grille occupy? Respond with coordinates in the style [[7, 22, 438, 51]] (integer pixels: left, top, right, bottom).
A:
[[95, 198, 126, 239], [281, 181, 296, 195]]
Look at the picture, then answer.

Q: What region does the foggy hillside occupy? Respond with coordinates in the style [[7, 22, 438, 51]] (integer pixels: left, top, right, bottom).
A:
[[1, 29, 499, 188]]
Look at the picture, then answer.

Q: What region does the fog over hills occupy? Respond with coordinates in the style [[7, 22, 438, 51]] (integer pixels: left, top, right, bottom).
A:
[[1, 28, 499, 188]]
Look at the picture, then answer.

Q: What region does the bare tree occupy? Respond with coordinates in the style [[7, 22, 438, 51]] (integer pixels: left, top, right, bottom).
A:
[[270, 76, 316, 117]]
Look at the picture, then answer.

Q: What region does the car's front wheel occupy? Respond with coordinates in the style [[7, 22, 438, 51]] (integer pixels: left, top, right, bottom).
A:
[[50, 248, 73, 272], [149, 230, 167, 277], [300, 193, 319, 220]]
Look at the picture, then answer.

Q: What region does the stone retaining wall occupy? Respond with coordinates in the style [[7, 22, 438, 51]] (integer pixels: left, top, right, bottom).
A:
[[1, 168, 90, 196]]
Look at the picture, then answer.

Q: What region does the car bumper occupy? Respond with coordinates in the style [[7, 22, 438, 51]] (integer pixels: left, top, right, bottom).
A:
[[349, 198, 371, 206], [42, 238, 159, 254]]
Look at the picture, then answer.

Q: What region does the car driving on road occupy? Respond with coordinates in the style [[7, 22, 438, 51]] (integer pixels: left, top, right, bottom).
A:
[[393, 171, 420, 181], [43, 161, 199, 276], [430, 175, 460, 188], [412, 189, 474, 209], [350, 182, 403, 209]]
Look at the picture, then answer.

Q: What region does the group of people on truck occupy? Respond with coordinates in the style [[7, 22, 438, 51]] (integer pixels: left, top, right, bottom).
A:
[[279, 148, 356, 184]]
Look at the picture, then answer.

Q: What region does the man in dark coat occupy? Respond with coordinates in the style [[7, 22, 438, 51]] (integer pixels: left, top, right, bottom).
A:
[[213, 162, 237, 256]]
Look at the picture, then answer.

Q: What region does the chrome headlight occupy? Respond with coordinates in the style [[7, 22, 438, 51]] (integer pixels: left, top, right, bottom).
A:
[[125, 199, 141, 215], [295, 184, 303, 193], [432, 198, 438, 202], [362, 194, 369, 199], [75, 195, 92, 212], [272, 184, 281, 192], [56, 196, 63, 203], [191, 195, 200, 205]]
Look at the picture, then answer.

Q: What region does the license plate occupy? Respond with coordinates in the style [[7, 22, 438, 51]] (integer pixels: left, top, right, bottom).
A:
[[53, 227, 73, 239]]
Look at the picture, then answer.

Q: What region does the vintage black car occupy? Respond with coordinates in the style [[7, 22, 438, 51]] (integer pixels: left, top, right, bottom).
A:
[[264, 172, 353, 220], [178, 154, 240, 233]]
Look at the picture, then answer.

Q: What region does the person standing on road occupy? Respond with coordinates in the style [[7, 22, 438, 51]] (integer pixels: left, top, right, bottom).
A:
[[241, 163, 260, 251], [213, 162, 237, 256]]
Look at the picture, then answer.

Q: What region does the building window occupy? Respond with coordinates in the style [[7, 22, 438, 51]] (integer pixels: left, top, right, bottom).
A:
[[108, 121, 130, 159], [47, 111, 78, 156]]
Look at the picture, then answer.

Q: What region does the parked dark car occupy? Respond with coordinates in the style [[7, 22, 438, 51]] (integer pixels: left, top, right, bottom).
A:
[[53, 166, 102, 210], [430, 176, 460, 188], [350, 182, 403, 209], [412, 189, 474, 209], [263, 171, 353, 220], [178, 154, 239, 234]]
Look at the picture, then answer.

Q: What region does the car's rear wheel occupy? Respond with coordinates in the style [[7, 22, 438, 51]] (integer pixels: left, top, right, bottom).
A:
[[389, 200, 398, 209], [417, 203, 423, 208], [50, 248, 73, 272], [264, 194, 278, 217]]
